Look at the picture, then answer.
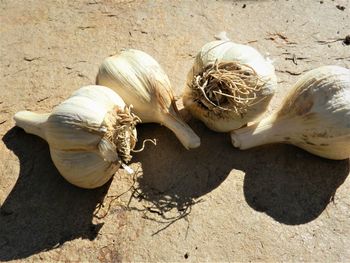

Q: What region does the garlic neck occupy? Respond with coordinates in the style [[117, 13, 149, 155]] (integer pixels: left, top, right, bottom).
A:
[[160, 111, 200, 149], [14, 111, 49, 140], [231, 115, 295, 150]]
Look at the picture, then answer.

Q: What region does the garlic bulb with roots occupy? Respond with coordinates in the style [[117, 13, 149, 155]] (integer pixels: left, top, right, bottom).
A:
[[14, 85, 140, 188], [96, 49, 200, 149], [183, 33, 277, 132], [231, 65, 350, 160]]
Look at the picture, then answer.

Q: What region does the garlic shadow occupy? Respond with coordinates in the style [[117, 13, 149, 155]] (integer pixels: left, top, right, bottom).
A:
[[242, 144, 349, 225], [132, 120, 349, 228], [130, 120, 241, 230], [0, 127, 109, 261]]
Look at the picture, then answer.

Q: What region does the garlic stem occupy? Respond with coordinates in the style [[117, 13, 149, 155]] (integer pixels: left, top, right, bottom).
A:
[[231, 115, 295, 149], [161, 112, 200, 149], [14, 111, 49, 140]]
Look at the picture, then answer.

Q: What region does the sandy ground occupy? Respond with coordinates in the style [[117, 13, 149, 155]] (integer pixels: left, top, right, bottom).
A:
[[1, 0, 350, 262]]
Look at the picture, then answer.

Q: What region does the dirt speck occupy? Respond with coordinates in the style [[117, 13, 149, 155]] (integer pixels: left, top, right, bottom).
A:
[[343, 35, 350, 46], [336, 5, 345, 11]]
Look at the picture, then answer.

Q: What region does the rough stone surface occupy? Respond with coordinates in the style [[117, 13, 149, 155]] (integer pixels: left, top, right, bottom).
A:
[[1, 0, 349, 262]]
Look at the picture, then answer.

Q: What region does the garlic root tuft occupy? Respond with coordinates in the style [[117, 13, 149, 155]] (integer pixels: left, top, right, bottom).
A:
[[191, 61, 267, 116], [183, 35, 277, 132], [102, 105, 140, 163]]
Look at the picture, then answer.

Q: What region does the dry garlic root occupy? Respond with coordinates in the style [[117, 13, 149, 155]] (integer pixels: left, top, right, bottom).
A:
[[96, 49, 200, 149], [14, 85, 139, 188], [231, 65, 350, 160], [183, 33, 277, 132]]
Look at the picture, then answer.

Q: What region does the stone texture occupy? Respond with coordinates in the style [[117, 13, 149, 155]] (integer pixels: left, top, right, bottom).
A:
[[0, 0, 349, 261]]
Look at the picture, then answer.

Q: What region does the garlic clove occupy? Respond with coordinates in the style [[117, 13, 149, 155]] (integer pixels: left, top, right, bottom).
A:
[[231, 65, 350, 160], [98, 138, 119, 163], [183, 36, 277, 132], [14, 85, 139, 188], [96, 49, 200, 149], [50, 148, 119, 189], [46, 95, 107, 150]]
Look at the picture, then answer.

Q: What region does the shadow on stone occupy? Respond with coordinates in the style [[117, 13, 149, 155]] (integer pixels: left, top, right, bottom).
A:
[[0, 127, 110, 261], [242, 144, 349, 225], [130, 120, 234, 234], [132, 120, 349, 229]]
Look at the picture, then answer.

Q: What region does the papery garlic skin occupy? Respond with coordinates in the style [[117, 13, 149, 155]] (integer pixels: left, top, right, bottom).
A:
[[183, 38, 277, 132], [96, 49, 200, 149], [231, 65, 350, 160], [14, 85, 138, 188]]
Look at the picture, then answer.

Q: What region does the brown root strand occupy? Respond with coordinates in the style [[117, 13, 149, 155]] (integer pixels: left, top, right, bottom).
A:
[[191, 61, 267, 116], [104, 105, 141, 164], [132, 138, 157, 153], [94, 165, 142, 219]]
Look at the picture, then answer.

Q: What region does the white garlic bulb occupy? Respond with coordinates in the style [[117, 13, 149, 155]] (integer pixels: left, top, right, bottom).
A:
[[183, 34, 277, 132], [96, 49, 200, 149], [14, 85, 139, 188], [231, 65, 350, 160]]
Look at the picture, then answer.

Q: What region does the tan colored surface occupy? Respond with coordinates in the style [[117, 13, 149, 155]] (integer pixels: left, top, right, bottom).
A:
[[1, 0, 350, 261]]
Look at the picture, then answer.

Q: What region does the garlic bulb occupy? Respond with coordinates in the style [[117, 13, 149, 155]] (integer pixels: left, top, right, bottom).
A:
[[231, 65, 350, 160], [183, 34, 277, 132], [14, 85, 139, 188], [96, 49, 200, 149]]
